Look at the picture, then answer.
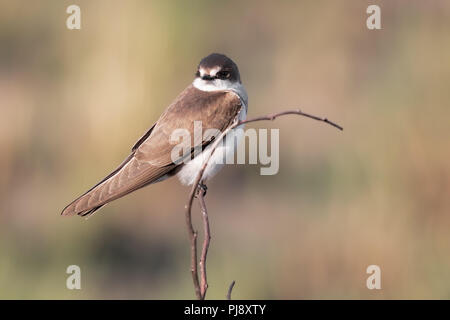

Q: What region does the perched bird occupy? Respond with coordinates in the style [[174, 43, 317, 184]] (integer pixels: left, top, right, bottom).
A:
[[61, 53, 248, 217]]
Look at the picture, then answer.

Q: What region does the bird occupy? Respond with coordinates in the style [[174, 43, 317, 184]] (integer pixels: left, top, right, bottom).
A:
[[61, 53, 248, 217]]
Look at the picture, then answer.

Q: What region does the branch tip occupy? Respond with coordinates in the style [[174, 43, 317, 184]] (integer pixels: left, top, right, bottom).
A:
[[185, 107, 341, 300], [227, 280, 236, 300]]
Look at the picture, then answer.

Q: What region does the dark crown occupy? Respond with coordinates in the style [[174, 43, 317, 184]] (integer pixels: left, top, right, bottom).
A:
[[197, 53, 241, 82]]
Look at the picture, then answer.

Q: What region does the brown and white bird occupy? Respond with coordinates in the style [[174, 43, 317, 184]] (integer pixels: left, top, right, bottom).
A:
[[61, 53, 248, 217]]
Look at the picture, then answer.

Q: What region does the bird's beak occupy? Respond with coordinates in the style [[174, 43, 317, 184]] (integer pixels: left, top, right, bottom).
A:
[[201, 75, 214, 81]]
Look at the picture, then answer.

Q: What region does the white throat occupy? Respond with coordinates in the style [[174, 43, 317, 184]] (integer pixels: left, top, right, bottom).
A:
[[193, 78, 248, 108], [177, 79, 248, 186]]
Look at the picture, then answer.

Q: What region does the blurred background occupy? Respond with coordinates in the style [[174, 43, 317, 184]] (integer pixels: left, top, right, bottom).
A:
[[0, 0, 449, 299]]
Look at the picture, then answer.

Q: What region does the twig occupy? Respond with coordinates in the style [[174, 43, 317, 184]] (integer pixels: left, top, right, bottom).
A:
[[227, 280, 236, 300], [184, 108, 342, 300], [239, 109, 343, 131], [198, 190, 211, 299], [191, 108, 342, 197], [184, 186, 202, 300]]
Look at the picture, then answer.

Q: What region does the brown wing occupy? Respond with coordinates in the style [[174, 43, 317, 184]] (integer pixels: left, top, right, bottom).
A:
[[61, 85, 243, 217]]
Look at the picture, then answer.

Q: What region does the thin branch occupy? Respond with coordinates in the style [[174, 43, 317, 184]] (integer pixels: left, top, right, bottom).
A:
[[239, 109, 343, 131], [191, 108, 342, 202], [184, 186, 202, 300], [198, 190, 211, 299], [184, 108, 342, 300], [227, 280, 236, 300]]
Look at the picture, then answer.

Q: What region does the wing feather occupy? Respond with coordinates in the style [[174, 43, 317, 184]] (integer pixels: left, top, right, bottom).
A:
[[61, 85, 242, 217]]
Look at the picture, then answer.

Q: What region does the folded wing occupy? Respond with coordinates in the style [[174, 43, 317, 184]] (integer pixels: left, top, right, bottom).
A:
[[61, 85, 243, 217]]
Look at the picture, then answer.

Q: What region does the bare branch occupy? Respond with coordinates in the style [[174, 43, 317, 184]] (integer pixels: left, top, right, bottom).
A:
[[227, 280, 236, 300], [239, 109, 343, 131], [198, 190, 211, 299], [184, 187, 201, 300], [188, 108, 343, 218], [184, 108, 342, 300]]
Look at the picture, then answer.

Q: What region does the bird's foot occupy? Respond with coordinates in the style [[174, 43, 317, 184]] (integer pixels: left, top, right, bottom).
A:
[[195, 182, 208, 198]]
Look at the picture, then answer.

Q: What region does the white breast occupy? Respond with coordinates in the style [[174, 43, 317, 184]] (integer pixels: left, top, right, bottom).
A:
[[177, 81, 248, 186]]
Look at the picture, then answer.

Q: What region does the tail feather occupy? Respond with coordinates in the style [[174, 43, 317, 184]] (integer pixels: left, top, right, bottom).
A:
[[79, 205, 104, 218], [61, 155, 173, 217]]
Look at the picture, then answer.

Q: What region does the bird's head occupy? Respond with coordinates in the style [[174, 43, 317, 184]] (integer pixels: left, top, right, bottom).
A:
[[193, 53, 241, 91]]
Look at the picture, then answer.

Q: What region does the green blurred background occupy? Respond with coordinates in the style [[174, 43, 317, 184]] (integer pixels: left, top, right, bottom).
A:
[[1, 0, 449, 299]]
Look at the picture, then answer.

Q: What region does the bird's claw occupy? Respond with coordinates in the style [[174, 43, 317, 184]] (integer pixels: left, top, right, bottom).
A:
[[195, 182, 208, 197]]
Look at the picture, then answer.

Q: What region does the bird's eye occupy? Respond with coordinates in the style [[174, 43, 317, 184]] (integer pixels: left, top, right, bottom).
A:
[[216, 71, 230, 79], [195, 70, 200, 77]]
